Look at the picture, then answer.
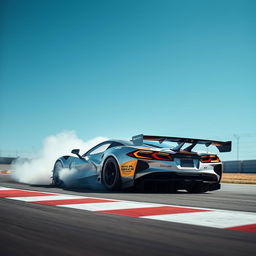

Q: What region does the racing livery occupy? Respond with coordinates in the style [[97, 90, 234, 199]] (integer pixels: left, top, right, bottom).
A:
[[52, 134, 231, 192]]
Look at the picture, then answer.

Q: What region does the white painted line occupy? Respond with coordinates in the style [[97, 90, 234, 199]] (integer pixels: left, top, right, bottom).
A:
[[60, 201, 161, 211], [142, 210, 256, 228], [7, 194, 88, 202], [0, 187, 14, 190]]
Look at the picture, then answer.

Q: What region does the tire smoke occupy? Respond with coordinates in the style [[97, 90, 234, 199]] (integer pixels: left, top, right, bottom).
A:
[[58, 168, 105, 189], [11, 131, 107, 185]]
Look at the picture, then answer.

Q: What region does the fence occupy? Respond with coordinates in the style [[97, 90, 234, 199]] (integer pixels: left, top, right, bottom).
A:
[[223, 160, 256, 173], [0, 157, 16, 165]]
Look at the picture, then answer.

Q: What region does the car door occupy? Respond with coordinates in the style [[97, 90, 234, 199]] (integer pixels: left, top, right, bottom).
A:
[[70, 142, 112, 176], [69, 156, 96, 174]]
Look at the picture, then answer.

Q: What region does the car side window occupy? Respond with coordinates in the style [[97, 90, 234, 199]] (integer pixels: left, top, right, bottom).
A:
[[88, 143, 111, 156], [108, 142, 124, 149]]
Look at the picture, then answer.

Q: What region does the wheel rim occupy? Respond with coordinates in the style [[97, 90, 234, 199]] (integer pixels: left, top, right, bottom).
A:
[[105, 162, 116, 186]]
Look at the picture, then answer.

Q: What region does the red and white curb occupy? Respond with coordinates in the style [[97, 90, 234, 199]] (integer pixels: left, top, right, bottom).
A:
[[1, 186, 256, 233]]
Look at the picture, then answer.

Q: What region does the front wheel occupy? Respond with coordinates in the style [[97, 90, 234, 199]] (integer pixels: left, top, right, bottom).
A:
[[52, 161, 64, 187], [102, 157, 121, 190]]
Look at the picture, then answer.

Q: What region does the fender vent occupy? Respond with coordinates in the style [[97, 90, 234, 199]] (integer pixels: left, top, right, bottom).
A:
[[214, 164, 223, 181], [136, 160, 149, 172]]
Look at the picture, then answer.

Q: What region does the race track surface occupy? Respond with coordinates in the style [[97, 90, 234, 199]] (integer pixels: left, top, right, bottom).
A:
[[1, 174, 256, 256]]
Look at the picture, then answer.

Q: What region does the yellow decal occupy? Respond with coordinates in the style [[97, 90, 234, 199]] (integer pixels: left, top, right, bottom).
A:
[[120, 160, 138, 177]]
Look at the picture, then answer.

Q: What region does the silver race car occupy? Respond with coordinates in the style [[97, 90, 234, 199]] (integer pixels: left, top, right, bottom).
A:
[[52, 134, 231, 192]]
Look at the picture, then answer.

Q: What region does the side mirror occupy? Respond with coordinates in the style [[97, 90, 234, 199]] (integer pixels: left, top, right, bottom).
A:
[[71, 149, 83, 159], [71, 149, 80, 155]]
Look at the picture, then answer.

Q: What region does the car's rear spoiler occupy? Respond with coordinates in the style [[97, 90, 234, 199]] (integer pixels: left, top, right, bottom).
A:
[[132, 134, 232, 153]]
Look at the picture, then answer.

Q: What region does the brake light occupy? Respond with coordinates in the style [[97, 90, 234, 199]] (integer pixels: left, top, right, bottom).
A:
[[127, 150, 173, 161], [200, 155, 220, 163]]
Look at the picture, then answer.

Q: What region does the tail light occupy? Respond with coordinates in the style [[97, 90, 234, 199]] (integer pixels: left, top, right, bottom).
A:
[[127, 150, 173, 161], [200, 155, 220, 163]]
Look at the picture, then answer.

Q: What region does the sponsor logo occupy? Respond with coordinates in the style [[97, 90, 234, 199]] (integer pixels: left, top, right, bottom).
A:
[[120, 160, 138, 177]]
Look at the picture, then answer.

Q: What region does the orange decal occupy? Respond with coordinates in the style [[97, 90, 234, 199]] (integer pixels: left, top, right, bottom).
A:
[[120, 160, 138, 177]]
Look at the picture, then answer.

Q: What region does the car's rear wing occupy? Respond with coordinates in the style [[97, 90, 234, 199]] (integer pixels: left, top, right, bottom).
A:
[[132, 134, 232, 153]]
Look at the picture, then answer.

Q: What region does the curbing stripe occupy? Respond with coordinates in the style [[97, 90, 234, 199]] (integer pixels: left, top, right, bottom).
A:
[[7, 195, 86, 202], [0, 186, 255, 233], [141, 210, 256, 229], [0, 189, 56, 198], [60, 201, 161, 211], [226, 224, 256, 232], [32, 198, 118, 205], [98, 206, 211, 217]]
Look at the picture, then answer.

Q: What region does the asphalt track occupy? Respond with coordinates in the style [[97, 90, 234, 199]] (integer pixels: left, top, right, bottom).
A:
[[1, 174, 256, 256]]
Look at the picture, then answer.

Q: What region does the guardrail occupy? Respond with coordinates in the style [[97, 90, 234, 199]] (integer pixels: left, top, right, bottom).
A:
[[223, 160, 256, 173], [0, 157, 17, 164]]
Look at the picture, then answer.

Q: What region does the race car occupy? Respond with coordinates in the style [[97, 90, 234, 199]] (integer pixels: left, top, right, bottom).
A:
[[52, 134, 231, 192]]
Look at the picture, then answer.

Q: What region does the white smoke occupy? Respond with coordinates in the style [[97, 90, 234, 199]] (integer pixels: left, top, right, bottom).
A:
[[11, 131, 107, 185], [58, 167, 104, 189], [58, 168, 80, 187]]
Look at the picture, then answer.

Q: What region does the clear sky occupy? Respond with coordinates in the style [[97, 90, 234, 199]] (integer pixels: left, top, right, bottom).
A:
[[1, 0, 255, 160]]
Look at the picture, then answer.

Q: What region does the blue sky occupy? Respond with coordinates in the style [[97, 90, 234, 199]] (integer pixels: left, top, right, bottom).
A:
[[0, 0, 255, 160]]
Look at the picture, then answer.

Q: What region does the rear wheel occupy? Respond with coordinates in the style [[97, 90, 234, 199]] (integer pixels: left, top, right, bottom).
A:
[[102, 157, 121, 190], [52, 161, 64, 187]]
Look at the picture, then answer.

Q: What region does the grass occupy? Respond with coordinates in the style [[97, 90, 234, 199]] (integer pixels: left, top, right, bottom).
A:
[[222, 173, 256, 184]]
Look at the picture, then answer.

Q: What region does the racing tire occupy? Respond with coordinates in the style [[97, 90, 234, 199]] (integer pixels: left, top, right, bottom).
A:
[[102, 157, 121, 190], [52, 161, 64, 187]]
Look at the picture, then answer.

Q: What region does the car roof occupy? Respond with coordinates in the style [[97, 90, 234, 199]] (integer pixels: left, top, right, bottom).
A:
[[104, 139, 134, 146], [90, 139, 164, 149], [107, 139, 163, 149]]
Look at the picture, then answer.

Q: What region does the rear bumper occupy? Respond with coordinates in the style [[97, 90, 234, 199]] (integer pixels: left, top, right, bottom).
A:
[[133, 172, 220, 191]]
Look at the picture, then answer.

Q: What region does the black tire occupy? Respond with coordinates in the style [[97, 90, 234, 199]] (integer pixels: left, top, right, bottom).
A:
[[186, 183, 209, 193], [102, 157, 121, 190], [52, 161, 64, 187]]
